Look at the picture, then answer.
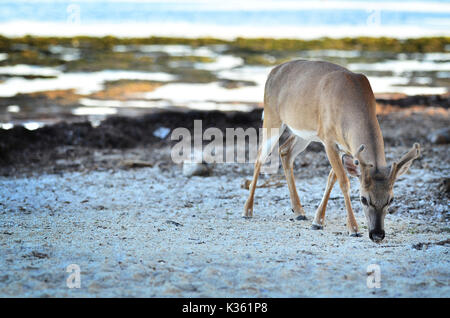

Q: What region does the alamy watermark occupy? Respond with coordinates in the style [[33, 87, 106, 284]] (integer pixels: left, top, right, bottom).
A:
[[366, 6, 381, 27], [67, 0, 81, 25], [66, 264, 81, 289], [170, 120, 281, 174]]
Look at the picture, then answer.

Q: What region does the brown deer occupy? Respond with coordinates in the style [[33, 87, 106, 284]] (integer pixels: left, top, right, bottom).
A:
[[243, 60, 420, 242]]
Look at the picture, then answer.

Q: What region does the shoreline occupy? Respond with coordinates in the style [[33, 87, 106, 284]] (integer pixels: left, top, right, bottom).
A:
[[1, 35, 449, 129], [2, 22, 450, 40], [0, 34, 449, 176], [2, 35, 450, 53]]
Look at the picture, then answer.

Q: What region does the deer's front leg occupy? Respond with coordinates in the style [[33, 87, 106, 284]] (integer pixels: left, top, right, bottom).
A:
[[312, 169, 337, 230], [324, 143, 361, 237]]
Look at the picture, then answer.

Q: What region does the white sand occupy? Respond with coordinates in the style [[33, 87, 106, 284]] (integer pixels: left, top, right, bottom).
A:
[[0, 154, 448, 297]]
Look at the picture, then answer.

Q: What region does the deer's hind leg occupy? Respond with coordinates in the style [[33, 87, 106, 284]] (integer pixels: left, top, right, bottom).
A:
[[279, 135, 311, 220], [243, 108, 284, 218]]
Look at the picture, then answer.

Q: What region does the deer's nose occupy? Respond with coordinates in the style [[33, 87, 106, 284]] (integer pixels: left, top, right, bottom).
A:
[[369, 230, 385, 243]]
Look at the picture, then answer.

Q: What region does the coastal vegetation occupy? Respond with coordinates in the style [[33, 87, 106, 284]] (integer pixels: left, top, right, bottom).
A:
[[1, 35, 448, 53], [0, 35, 448, 70]]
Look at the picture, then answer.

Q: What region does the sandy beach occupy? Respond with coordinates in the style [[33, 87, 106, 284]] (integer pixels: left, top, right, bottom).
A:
[[0, 27, 449, 297], [0, 107, 448, 297]]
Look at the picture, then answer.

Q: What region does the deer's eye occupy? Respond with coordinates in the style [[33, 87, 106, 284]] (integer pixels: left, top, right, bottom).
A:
[[361, 196, 369, 206]]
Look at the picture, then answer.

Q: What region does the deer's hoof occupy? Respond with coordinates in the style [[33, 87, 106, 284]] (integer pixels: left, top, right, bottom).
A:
[[243, 203, 253, 218], [291, 209, 307, 221], [349, 232, 362, 237], [311, 224, 323, 230], [242, 216, 253, 219]]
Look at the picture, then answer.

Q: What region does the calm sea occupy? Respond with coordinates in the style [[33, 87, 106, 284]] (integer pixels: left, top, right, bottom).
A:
[[0, 0, 449, 38]]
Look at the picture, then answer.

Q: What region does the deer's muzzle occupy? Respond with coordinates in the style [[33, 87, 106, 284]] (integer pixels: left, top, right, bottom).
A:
[[369, 229, 385, 243]]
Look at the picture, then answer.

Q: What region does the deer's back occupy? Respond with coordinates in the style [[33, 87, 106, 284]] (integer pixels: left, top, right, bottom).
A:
[[264, 60, 374, 133]]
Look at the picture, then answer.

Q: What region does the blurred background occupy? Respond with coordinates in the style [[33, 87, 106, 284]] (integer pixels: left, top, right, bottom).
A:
[[0, 0, 449, 129]]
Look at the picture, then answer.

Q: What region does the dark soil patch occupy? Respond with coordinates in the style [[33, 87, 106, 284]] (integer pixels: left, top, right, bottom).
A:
[[0, 108, 448, 177]]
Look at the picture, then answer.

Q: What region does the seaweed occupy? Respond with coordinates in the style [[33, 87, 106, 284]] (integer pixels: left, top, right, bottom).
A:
[[1, 35, 448, 54]]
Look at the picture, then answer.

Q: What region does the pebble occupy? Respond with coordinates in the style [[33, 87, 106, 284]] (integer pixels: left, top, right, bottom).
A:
[[182, 161, 211, 177], [428, 127, 450, 144]]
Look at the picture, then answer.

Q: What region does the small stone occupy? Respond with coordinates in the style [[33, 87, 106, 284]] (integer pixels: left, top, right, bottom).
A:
[[438, 178, 450, 197], [428, 128, 450, 144], [182, 162, 211, 177], [88, 282, 102, 291], [242, 179, 252, 189]]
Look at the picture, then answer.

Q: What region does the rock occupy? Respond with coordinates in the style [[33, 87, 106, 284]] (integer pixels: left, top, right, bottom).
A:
[[428, 128, 450, 144], [166, 220, 183, 227], [120, 159, 154, 168], [88, 282, 103, 292], [181, 148, 212, 177], [438, 178, 450, 197], [412, 238, 450, 250], [242, 179, 252, 190], [174, 283, 198, 292], [182, 161, 211, 177], [162, 282, 182, 295], [30, 251, 49, 259]]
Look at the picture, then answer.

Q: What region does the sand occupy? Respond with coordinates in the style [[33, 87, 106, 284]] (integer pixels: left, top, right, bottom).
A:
[[0, 146, 448, 297]]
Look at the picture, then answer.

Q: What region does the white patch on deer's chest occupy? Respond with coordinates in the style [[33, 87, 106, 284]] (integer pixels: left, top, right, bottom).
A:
[[287, 125, 322, 143]]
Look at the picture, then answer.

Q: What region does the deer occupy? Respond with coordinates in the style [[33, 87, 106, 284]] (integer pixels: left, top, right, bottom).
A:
[[243, 60, 421, 243]]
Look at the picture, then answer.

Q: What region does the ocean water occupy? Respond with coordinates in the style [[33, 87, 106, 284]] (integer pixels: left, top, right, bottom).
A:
[[0, 1, 449, 128], [0, 0, 449, 38]]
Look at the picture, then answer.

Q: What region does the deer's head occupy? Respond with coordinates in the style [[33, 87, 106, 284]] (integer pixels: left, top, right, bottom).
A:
[[343, 143, 421, 242]]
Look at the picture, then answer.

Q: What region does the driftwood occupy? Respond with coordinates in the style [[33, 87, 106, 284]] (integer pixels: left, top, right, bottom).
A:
[[120, 159, 154, 168], [241, 178, 285, 190]]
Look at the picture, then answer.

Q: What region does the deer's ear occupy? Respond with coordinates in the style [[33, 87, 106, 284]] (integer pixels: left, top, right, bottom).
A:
[[342, 154, 360, 177], [395, 159, 414, 177], [390, 143, 421, 179]]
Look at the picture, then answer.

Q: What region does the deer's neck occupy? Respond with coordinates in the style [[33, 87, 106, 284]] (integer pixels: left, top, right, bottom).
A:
[[348, 116, 387, 169]]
